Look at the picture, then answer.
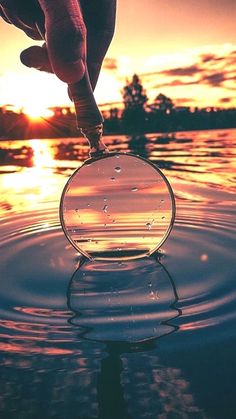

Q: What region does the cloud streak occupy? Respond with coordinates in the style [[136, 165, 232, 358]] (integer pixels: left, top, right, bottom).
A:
[[161, 64, 202, 77], [138, 46, 236, 106], [103, 58, 118, 71]]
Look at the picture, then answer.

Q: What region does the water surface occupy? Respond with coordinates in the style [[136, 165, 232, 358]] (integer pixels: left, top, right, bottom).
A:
[[0, 129, 236, 418]]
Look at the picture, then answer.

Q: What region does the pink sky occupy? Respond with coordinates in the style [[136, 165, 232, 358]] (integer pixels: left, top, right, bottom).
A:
[[0, 0, 235, 111]]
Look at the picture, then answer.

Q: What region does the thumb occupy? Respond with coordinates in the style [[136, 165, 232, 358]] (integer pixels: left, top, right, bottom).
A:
[[20, 44, 53, 73]]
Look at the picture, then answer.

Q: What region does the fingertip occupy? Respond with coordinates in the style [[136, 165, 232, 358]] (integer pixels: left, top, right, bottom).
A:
[[20, 48, 31, 67], [20, 46, 53, 73]]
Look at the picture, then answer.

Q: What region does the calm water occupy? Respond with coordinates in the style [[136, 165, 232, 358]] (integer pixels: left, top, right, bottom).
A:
[[0, 129, 236, 419]]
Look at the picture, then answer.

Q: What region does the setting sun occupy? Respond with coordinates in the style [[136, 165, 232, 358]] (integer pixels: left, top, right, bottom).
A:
[[24, 106, 54, 120]]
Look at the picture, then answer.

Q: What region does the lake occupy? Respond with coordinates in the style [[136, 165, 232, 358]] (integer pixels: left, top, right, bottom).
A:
[[0, 129, 236, 418]]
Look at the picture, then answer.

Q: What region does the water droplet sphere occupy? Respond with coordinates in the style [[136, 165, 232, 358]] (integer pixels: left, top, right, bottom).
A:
[[60, 153, 175, 260]]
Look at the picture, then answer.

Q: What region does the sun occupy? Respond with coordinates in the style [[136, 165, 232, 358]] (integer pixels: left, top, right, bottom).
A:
[[24, 105, 54, 120], [1, 70, 68, 116]]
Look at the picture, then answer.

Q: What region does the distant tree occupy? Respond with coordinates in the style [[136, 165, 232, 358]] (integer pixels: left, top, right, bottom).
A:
[[152, 93, 174, 113], [109, 107, 119, 119], [147, 93, 175, 132], [121, 74, 148, 133], [104, 107, 121, 133], [122, 74, 148, 110]]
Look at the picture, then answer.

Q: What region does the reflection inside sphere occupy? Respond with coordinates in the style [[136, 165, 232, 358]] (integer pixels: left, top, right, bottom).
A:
[[67, 258, 180, 343], [60, 153, 175, 260]]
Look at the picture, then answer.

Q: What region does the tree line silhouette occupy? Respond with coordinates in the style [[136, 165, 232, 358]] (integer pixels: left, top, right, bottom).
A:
[[0, 74, 236, 139]]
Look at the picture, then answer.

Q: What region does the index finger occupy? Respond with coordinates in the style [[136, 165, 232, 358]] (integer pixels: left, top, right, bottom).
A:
[[80, 0, 117, 89], [38, 0, 86, 83], [38, 0, 85, 28]]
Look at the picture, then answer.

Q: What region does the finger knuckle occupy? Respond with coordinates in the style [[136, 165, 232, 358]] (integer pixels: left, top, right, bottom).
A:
[[49, 25, 86, 62]]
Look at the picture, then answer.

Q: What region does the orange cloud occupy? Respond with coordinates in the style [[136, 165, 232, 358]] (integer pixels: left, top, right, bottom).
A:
[[103, 58, 118, 71], [139, 46, 236, 107]]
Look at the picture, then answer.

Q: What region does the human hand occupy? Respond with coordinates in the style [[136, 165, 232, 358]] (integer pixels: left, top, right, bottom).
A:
[[0, 0, 116, 89]]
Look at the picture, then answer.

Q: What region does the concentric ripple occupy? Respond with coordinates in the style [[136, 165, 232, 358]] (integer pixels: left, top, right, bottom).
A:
[[0, 209, 78, 355], [0, 200, 236, 352], [166, 203, 236, 346]]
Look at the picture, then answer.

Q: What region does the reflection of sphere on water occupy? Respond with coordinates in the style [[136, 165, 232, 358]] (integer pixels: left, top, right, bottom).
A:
[[68, 258, 180, 343], [60, 153, 175, 260]]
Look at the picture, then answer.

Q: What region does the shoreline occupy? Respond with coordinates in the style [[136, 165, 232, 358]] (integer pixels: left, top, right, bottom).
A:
[[0, 126, 236, 142]]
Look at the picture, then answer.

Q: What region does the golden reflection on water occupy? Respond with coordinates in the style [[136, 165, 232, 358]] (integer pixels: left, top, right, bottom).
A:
[[0, 128, 235, 219], [29, 139, 56, 168], [0, 166, 63, 217]]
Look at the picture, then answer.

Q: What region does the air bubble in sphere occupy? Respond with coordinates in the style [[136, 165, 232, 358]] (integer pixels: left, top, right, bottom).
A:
[[60, 153, 175, 260]]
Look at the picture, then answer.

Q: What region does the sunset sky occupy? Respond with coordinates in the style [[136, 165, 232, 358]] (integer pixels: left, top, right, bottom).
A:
[[0, 0, 236, 113]]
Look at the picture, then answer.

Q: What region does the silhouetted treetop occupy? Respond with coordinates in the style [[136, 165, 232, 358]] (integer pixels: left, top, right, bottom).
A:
[[122, 74, 148, 110], [152, 93, 174, 112]]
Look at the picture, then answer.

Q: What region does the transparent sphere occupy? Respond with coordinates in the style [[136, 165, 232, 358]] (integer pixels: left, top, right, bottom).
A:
[[60, 153, 175, 260]]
